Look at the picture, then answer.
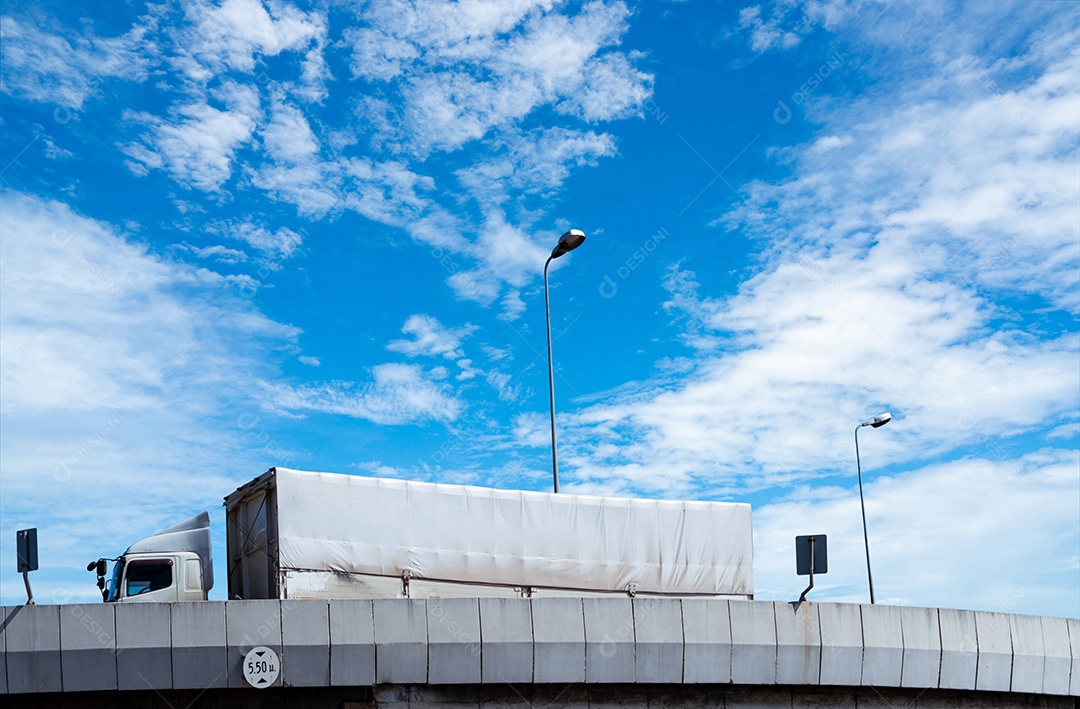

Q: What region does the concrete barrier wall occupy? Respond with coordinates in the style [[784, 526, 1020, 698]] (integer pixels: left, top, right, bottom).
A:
[[1, 600, 1076, 697], [0, 684, 1073, 709]]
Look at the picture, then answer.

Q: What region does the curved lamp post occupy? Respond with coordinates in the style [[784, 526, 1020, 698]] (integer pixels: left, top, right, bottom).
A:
[[855, 411, 891, 604], [544, 229, 586, 493]]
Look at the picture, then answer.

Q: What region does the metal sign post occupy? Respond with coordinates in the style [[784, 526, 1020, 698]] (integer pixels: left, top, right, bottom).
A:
[[795, 533, 828, 604], [17, 528, 39, 605]]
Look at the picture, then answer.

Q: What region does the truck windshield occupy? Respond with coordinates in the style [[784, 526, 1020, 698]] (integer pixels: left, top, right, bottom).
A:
[[106, 559, 124, 602], [125, 560, 173, 596]]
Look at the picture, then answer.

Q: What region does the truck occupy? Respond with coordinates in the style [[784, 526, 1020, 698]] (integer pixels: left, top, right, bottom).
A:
[[89, 467, 754, 603]]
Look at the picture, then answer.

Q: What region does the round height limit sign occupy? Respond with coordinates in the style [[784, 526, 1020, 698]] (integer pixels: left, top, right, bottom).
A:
[[243, 646, 280, 688]]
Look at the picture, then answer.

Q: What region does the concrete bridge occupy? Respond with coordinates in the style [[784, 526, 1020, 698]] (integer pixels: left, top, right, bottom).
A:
[[2, 598, 1077, 707]]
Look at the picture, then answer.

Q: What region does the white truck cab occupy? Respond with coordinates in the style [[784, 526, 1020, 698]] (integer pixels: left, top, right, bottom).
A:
[[90, 512, 213, 603]]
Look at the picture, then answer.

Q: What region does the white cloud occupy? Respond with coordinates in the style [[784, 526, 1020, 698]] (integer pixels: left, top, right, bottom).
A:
[[457, 127, 617, 204], [455, 359, 481, 381], [729, 42, 1080, 310], [499, 289, 527, 321], [342, 158, 436, 226], [446, 269, 502, 306], [387, 314, 477, 360], [295, 39, 332, 103], [225, 222, 303, 265], [474, 212, 552, 289], [250, 97, 340, 216], [513, 412, 551, 448], [0, 14, 151, 109], [262, 97, 319, 161], [1047, 422, 1079, 441], [247, 118, 442, 221], [0, 194, 294, 415], [737, 4, 801, 53], [485, 369, 521, 402], [123, 82, 261, 191], [346, 0, 551, 83], [298, 355, 320, 366], [660, 264, 723, 350], [180, 244, 249, 264], [387, 314, 498, 385], [382, 313, 527, 399], [261, 363, 463, 424], [346, 0, 649, 156], [173, 0, 326, 81], [564, 51, 653, 122], [563, 244, 1078, 491], [809, 134, 851, 151]]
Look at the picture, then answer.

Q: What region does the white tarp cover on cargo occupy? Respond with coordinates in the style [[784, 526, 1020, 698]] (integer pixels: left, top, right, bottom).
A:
[[261, 468, 752, 596]]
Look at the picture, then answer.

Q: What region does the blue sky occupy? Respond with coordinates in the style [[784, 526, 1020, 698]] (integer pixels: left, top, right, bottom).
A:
[[1, 0, 1077, 617]]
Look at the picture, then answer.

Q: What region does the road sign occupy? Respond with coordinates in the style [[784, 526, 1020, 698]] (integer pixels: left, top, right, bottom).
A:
[[795, 534, 828, 575], [17, 528, 38, 573], [242, 646, 280, 688]]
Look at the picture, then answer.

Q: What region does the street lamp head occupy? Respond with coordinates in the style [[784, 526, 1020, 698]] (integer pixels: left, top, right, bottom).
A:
[[551, 229, 586, 259], [861, 412, 892, 428]]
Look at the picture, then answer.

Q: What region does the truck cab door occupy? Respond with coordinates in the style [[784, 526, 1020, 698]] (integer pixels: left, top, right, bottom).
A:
[[181, 557, 206, 600], [120, 558, 179, 602]]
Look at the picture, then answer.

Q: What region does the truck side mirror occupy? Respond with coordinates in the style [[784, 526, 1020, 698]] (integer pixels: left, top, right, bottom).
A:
[[96, 559, 107, 576]]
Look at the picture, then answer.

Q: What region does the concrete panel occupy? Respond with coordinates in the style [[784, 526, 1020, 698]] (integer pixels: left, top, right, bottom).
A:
[[938, 607, 977, 690], [682, 598, 732, 684], [531, 597, 585, 683], [775, 602, 820, 685], [898, 605, 940, 689], [329, 599, 375, 686], [818, 603, 862, 686], [633, 598, 683, 683], [116, 602, 171, 690], [729, 600, 777, 684], [373, 599, 428, 684], [1008, 613, 1044, 693], [3, 604, 61, 693], [1039, 615, 1071, 697], [225, 599, 282, 689], [171, 601, 227, 690], [58, 603, 117, 691], [1069, 617, 1080, 696], [973, 611, 1012, 692], [479, 597, 532, 684], [281, 600, 329, 687], [583, 597, 635, 683], [427, 598, 481, 684], [860, 604, 903, 687]]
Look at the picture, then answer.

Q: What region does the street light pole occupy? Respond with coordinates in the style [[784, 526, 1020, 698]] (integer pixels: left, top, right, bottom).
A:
[[543, 229, 586, 493], [855, 411, 891, 604]]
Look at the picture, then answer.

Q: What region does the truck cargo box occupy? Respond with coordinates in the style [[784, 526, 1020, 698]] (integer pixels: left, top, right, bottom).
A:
[[224, 468, 753, 600]]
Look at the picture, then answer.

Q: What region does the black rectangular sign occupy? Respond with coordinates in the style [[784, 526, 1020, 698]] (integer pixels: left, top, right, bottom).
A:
[[17, 528, 38, 573]]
